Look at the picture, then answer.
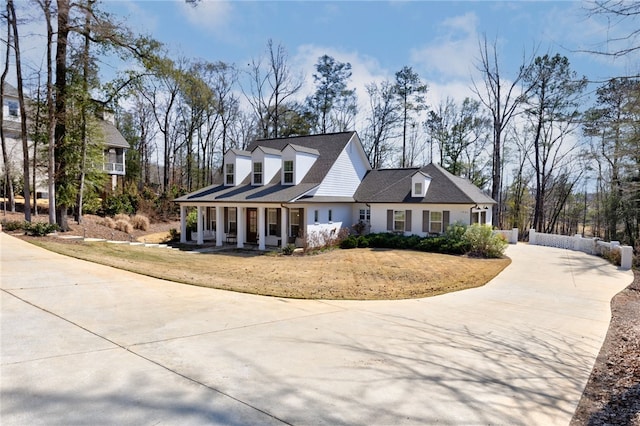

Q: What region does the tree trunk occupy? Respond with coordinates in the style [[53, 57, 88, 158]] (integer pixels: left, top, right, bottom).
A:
[[8, 0, 32, 222], [0, 11, 15, 213], [55, 0, 70, 231]]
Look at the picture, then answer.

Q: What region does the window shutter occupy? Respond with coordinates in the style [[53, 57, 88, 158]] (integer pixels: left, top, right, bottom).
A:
[[422, 210, 429, 232], [443, 210, 450, 231], [387, 209, 393, 231], [224, 208, 229, 233], [405, 210, 412, 232], [276, 208, 281, 235], [481, 211, 486, 225]]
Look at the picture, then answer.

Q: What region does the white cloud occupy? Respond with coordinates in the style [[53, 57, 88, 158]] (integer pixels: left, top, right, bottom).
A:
[[177, 0, 233, 33], [410, 12, 479, 80]]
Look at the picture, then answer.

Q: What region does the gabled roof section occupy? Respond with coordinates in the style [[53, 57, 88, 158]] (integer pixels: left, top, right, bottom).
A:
[[247, 131, 356, 185], [176, 132, 357, 204], [252, 145, 281, 156], [101, 121, 129, 149], [229, 148, 251, 157], [355, 162, 496, 204], [287, 143, 320, 156], [2, 82, 18, 98]]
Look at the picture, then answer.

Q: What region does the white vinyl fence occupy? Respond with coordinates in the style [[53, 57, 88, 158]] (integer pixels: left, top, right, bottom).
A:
[[529, 229, 633, 270], [494, 228, 519, 244]]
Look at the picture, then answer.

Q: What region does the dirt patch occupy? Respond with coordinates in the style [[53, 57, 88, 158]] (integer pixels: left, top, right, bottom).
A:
[[571, 269, 640, 425]]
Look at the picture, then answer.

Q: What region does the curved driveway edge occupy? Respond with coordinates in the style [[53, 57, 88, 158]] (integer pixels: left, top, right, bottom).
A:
[[0, 233, 633, 425]]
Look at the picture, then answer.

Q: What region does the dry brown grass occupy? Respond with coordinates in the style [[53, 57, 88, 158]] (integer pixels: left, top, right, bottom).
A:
[[28, 239, 511, 300]]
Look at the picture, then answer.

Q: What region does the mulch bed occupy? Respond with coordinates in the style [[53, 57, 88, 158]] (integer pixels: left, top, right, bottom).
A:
[[571, 269, 640, 425]]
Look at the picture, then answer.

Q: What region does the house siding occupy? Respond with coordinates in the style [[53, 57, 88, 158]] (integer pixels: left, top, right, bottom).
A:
[[314, 139, 369, 197], [295, 203, 352, 247], [370, 204, 481, 236]]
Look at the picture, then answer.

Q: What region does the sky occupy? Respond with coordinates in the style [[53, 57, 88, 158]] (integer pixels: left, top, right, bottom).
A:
[[90, 0, 638, 108], [6, 0, 639, 134]]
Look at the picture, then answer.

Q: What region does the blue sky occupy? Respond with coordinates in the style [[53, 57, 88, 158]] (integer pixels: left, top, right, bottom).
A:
[[95, 0, 638, 106], [8, 0, 638, 112]]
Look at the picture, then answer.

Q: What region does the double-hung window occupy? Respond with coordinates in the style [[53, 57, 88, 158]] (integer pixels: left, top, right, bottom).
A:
[[394, 210, 405, 232], [268, 208, 278, 236], [290, 208, 300, 238], [253, 162, 263, 185], [225, 163, 234, 185], [283, 160, 294, 184], [8, 101, 18, 117], [359, 208, 370, 222], [228, 207, 237, 233], [430, 211, 443, 233]]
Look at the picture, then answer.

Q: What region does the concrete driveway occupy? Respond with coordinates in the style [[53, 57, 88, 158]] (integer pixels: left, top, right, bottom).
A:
[[0, 233, 632, 425]]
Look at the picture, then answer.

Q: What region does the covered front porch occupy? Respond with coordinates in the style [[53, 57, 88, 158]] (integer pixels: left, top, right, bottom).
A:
[[179, 204, 304, 251]]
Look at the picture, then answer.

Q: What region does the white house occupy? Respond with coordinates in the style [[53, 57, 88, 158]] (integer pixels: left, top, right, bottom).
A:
[[174, 131, 495, 249], [1, 82, 128, 197]]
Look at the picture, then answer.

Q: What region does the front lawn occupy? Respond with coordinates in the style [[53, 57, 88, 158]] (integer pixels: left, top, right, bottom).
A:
[[28, 239, 511, 300]]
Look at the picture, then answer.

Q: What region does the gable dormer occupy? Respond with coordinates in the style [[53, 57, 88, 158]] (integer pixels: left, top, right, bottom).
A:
[[251, 146, 281, 186], [411, 171, 432, 197], [281, 144, 319, 185], [223, 149, 251, 186]]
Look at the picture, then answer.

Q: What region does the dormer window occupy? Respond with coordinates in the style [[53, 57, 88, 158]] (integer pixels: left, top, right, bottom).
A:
[[225, 163, 234, 185], [283, 160, 294, 184], [253, 162, 263, 185], [414, 182, 422, 196]]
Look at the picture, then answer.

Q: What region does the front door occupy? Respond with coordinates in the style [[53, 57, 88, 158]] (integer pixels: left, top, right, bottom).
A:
[[246, 208, 258, 243]]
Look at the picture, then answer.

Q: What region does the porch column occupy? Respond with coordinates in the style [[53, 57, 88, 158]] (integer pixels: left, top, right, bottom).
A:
[[236, 207, 244, 248], [280, 207, 288, 249], [216, 206, 223, 247], [258, 206, 266, 251], [196, 205, 204, 245], [180, 205, 187, 243]]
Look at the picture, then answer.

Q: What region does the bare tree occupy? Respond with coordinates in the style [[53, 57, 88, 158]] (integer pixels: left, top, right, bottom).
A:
[[523, 53, 587, 232], [244, 40, 302, 139], [471, 35, 535, 228], [363, 80, 400, 168]]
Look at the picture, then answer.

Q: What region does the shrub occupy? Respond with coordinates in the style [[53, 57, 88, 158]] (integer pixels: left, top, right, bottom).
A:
[[168, 228, 180, 242], [340, 235, 358, 249], [130, 214, 150, 231], [23, 222, 59, 237], [99, 217, 116, 229], [416, 236, 445, 253], [357, 235, 369, 248], [1, 220, 25, 231], [282, 244, 295, 255], [114, 219, 133, 234], [114, 213, 130, 222], [186, 210, 198, 232], [102, 193, 137, 216], [463, 224, 507, 258], [600, 247, 622, 266], [441, 222, 470, 254]]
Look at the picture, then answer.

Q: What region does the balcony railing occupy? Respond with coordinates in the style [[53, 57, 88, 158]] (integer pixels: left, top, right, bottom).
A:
[[103, 162, 125, 175]]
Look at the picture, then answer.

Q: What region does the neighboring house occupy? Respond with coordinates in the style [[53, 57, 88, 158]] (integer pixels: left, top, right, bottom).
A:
[[175, 131, 495, 249], [1, 82, 128, 197]]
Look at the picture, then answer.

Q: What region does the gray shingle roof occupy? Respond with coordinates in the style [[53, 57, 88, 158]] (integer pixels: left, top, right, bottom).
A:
[[101, 120, 129, 149], [176, 132, 356, 203], [355, 163, 496, 205]]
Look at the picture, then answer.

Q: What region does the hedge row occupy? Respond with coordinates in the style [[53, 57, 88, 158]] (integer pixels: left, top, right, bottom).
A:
[[340, 223, 507, 258]]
